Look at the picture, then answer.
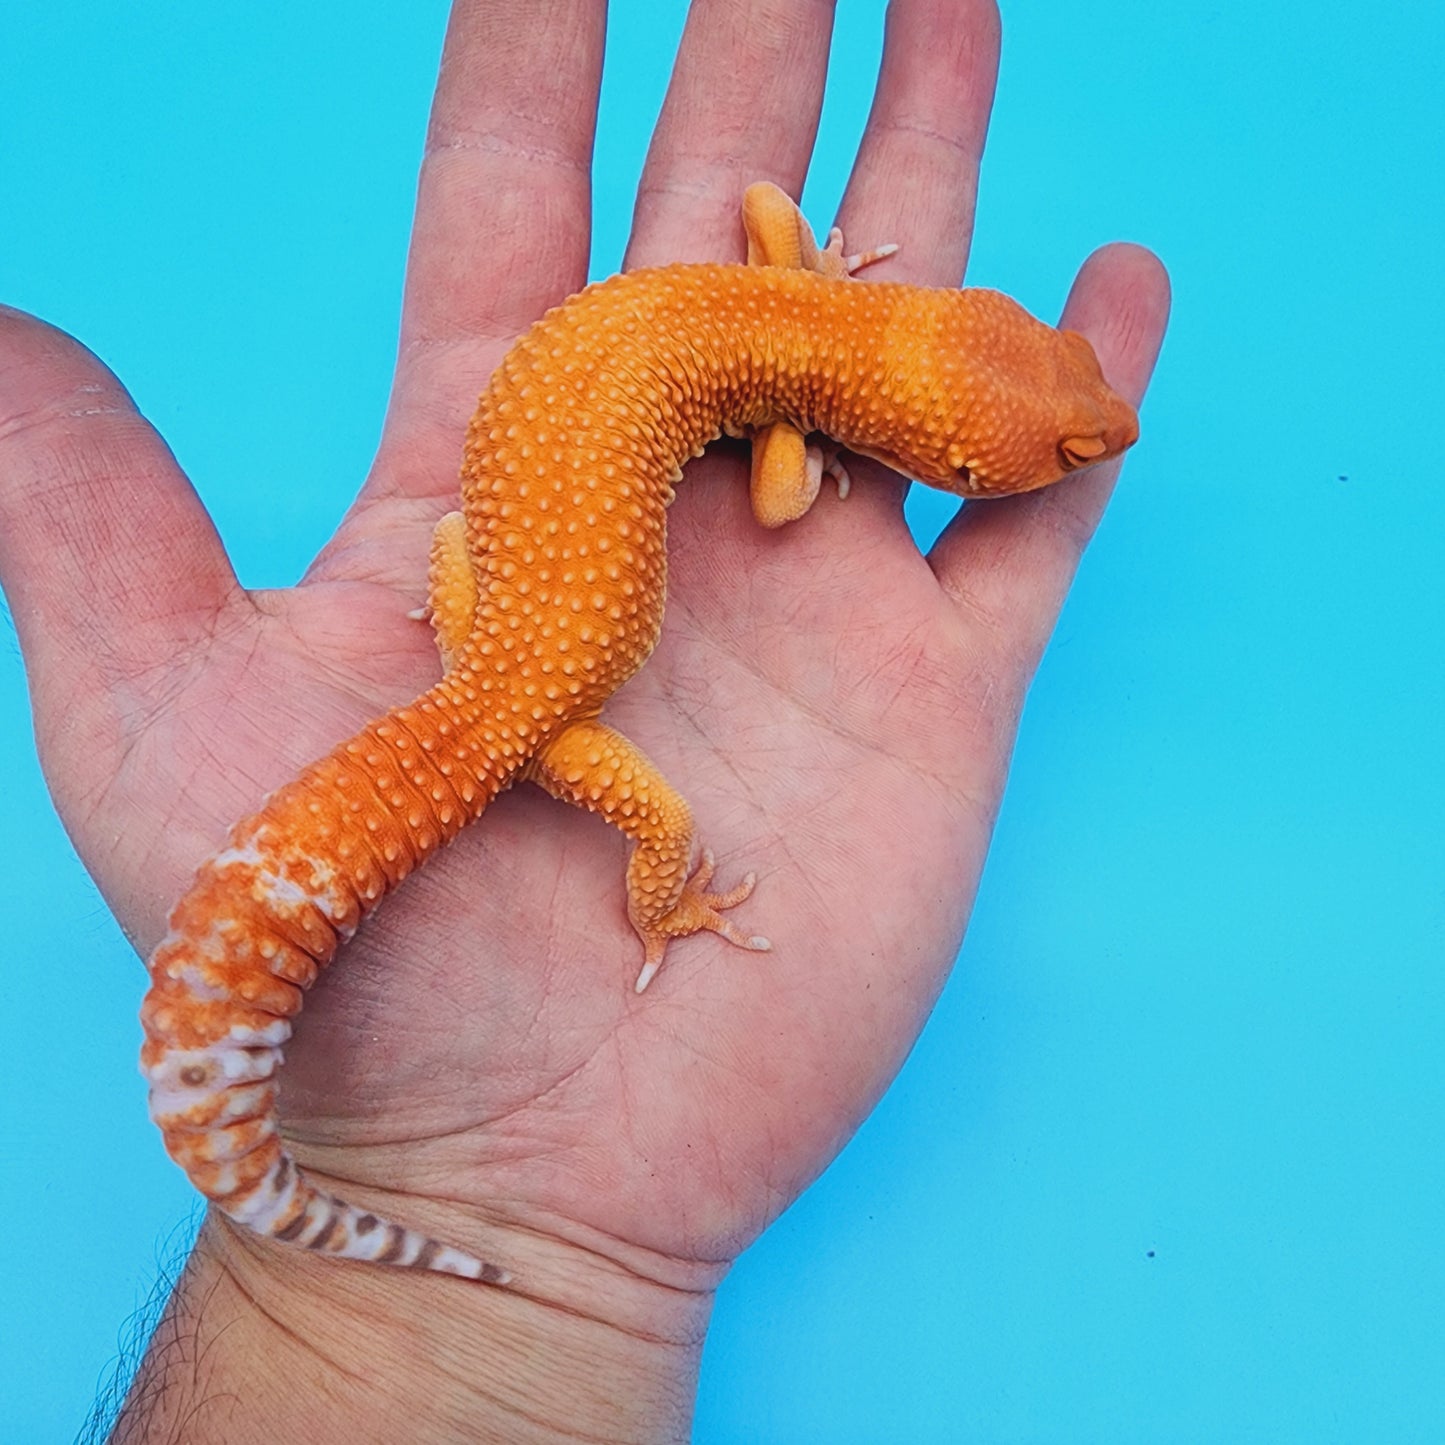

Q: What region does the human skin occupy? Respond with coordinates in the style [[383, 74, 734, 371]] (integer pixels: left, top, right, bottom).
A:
[[0, 1, 1169, 1441]]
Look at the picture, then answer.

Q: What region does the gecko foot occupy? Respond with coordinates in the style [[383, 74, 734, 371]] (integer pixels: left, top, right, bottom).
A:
[[823, 225, 899, 276], [816, 443, 852, 500], [633, 849, 771, 993]]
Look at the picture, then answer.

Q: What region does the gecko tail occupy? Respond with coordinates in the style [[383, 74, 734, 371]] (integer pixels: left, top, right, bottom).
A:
[[223, 1147, 509, 1283], [138, 686, 515, 1283], [142, 1002, 510, 1284]]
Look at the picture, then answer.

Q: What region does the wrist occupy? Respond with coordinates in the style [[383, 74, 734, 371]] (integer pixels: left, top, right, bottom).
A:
[[113, 1189, 719, 1444]]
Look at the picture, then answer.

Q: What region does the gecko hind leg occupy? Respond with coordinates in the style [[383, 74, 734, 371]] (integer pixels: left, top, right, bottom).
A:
[[408, 509, 476, 673], [526, 717, 770, 992]]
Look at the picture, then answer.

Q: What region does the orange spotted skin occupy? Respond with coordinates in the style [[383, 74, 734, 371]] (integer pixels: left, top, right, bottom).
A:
[[140, 199, 1139, 1283]]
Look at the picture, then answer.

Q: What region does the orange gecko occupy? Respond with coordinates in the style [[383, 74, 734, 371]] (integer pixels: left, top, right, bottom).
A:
[[140, 184, 1139, 1282]]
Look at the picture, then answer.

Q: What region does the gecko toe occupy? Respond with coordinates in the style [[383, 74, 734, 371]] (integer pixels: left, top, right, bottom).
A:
[[632, 854, 766, 988]]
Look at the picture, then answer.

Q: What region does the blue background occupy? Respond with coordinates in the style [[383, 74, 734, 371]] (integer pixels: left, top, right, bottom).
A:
[[3, 2, 1442, 1440]]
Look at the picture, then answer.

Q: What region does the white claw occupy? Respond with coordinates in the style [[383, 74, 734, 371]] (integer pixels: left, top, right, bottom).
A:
[[406, 605, 430, 621], [821, 447, 852, 500], [747, 935, 772, 952], [843, 241, 899, 273], [635, 960, 662, 993]]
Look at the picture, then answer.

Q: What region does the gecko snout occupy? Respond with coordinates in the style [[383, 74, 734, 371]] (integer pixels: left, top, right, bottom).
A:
[[1057, 391, 1139, 474], [1051, 327, 1140, 474]]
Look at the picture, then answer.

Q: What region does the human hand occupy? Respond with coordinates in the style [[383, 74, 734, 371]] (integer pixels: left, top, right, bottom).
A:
[[0, 1, 1168, 1439]]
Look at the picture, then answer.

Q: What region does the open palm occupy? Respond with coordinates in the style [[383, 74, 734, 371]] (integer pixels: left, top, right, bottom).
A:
[[2, 0, 1167, 1310]]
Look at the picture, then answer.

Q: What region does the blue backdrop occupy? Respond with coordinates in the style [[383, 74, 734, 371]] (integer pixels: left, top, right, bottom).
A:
[[3, 2, 1442, 1440]]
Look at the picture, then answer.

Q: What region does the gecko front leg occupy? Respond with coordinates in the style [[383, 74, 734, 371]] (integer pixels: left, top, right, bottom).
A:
[[740, 182, 893, 528]]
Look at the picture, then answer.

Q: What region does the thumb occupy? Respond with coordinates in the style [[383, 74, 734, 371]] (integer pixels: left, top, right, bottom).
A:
[[926, 243, 1171, 670], [0, 305, 241, 740]]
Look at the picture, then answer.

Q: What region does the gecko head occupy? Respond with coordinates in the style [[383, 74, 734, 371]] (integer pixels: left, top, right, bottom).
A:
[[921, 299, 1139, 499], [1049, 327, 1140, 477]]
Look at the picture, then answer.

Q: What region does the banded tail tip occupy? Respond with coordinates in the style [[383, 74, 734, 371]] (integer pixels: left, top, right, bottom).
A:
[[431, 1244, 512, 1286], [288, 1202, 514, 1285], [336, 1231, 511, 1285], [275, 1203, 513, 1284], [222, 1155, 513, 1284]]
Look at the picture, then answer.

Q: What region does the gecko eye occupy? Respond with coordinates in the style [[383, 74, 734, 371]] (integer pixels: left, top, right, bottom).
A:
[[1059, 434, 1107, 470]]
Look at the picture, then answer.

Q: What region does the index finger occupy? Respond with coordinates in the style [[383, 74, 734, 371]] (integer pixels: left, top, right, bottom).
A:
[[836, 0, 1001, 287], [363, 2, 607, 512], [814, 0, 1003, 532]]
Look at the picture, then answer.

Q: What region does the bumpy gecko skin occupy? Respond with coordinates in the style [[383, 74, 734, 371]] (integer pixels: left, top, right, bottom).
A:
[[140, 189, 1139, 1283]]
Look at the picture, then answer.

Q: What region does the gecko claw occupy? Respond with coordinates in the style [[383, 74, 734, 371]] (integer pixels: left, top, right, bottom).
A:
[[822, 446, 852, 500]]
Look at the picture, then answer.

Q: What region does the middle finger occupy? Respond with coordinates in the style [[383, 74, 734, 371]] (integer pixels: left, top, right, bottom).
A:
[[626, 0, 840, 269]]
